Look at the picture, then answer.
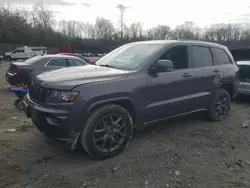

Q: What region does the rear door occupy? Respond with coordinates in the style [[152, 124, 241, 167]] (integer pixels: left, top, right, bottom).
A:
[[212, 47, 237, 82], [11, 49, 21, 59], [212, 47, 239, 96], [189, 45, 223, 109]]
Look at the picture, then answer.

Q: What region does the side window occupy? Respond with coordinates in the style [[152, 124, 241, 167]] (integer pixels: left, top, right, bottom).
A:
[[191, 46, 213, 68], [32, 48, 41, 51], [46, 59, 67, 67], [160, 45, 189, 69], [212, 48, 231, 65], [68, 59, 85, 66], [19, 50, 25, 53]]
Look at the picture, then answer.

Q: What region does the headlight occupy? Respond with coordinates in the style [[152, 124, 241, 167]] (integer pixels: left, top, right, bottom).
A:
[[49, 90, 79, 102]]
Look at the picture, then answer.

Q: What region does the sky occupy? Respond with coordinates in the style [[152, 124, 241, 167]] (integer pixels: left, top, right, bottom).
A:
[[2, 0, 250, 29]]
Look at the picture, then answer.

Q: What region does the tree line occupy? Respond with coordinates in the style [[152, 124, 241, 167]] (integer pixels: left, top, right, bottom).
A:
[[1, 3, 250, 53]]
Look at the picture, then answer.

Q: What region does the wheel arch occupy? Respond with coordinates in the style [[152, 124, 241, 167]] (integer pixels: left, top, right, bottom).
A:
[[5, 55, 11, 60], [219, 82, 234, 99], [88, 97, 137, 123]]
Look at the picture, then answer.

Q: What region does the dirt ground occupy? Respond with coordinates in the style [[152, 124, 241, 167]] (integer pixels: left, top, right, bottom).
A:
[[1, 61, 250, 188]]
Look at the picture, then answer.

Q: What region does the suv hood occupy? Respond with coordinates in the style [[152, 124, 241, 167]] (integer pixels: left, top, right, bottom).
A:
[[34, 65, 131, 90]]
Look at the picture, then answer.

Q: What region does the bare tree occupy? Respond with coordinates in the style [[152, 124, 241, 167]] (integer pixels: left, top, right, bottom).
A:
[[59, 20, 85, 38], [128, 22, 143, 39], [31, 1, 54, 29], [174, 21, 200, 40], [147, 25, 171, 40], [117, 4, 127, 39], [240, 29, 250, 40], [2, 4, 250, 54], [204, 24, 244, 42], [95, 17, 115, 40], [84, 22, 96, 39]]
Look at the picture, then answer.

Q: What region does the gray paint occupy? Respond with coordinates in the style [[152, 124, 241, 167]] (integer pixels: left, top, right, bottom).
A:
[[24, 40, 239, 148]]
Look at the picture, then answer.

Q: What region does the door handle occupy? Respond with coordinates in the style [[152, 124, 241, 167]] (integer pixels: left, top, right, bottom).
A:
[[213, 69, 220, 73], [182, 72, 192, 77]]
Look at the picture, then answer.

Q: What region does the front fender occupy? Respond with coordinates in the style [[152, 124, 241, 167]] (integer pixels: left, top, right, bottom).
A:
[[88, 96, 135, 111]]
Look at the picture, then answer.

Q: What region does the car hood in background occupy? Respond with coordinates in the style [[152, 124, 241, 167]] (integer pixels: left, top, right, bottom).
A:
[[34, 65, 131, 90]]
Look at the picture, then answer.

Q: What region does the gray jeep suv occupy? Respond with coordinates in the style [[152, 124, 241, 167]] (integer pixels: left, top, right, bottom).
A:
[[23, 40, 239, 159]]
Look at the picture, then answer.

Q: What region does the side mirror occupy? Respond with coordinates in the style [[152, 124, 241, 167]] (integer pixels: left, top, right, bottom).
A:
[[149, 59, 174, 74]]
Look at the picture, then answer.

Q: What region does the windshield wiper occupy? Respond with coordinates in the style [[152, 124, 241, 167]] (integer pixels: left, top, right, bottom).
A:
[[99, 64, 117, 69]]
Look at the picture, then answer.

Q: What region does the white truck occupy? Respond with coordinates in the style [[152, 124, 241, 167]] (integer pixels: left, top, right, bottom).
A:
[[4, 46, 47, 61]]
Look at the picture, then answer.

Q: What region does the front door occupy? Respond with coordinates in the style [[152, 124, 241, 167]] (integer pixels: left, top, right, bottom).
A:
[[11, 50, 19, 59], [143, 45, 198, 123]]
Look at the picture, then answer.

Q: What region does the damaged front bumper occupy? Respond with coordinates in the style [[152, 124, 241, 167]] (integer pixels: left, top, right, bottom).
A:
[[23, 94, 85, 150]]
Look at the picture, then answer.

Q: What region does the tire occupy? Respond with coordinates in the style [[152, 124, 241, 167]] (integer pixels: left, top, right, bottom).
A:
[[6, 56, 11, 61], [208, 89, 231, 121], [80, 104, 133, 159]]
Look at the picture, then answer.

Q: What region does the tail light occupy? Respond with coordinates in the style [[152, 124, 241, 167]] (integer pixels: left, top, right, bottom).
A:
[[9, 64, 20, 73], [13, 65, 20, 73]]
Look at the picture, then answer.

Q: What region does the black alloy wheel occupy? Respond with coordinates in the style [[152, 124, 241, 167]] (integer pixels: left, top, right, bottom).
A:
[[209, 89, 231, 121], [80, 104, 133, 159], [6, 56, 11, 61], [93, 114, 127, 153]]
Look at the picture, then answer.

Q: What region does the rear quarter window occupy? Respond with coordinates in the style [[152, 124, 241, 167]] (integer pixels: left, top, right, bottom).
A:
[[212, 48, 231, 65], [46, 59, 68, 67], [68, 59, 86, 66]]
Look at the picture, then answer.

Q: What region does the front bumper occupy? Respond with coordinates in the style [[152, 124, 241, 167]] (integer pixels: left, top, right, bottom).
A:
[[23, 94, 83, 149], [237, 82, 250, 95]]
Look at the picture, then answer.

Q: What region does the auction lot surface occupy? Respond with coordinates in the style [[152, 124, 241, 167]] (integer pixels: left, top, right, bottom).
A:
[[1, 61, 250, 188]]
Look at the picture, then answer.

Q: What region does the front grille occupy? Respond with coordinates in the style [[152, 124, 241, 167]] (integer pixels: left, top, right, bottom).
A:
[[29, 83, 50, 104]]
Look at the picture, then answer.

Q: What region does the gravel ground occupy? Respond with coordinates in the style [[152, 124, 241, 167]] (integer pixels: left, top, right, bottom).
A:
[[1, 61, 250, 188]]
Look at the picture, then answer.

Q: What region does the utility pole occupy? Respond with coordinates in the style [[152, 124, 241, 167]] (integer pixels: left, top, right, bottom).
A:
[[117, 4, 127, 39]]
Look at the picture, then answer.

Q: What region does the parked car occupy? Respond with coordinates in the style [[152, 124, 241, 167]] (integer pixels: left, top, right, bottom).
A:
[[23, 40, 239, 159], [60, 53, 95, 64], [236, 60, 250, 95], [230, 49, 250, 96], [5, 54, 87, 86], [4, 46, 47, 61]]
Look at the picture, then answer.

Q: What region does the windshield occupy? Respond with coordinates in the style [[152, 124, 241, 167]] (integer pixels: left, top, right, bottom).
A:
[[95, 43, 163, 70]]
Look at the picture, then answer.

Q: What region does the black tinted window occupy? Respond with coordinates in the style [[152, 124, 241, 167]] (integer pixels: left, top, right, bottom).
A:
[[32, 48, 42, 51], [191, 46, 213, 68], [160, 45, 188, 69], [46, 59, 67, 67], [68, 59, 85, 66], [13, 49, 24, 53], [213, 48, 231, 65]]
